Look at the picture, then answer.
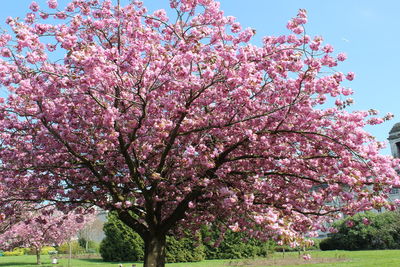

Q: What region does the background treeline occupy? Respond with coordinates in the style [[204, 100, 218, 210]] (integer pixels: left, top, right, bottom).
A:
[[320, 211, 400, 250], [99, 213, 277, 263], [7, 211, 399, 261]]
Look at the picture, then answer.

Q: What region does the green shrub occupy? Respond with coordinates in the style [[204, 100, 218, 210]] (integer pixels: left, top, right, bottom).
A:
[[166, 235, 205, 263], [20, 247, 31, 255], [4, 251, 23, 256], [319, 237, 338, 251], [99, 213, 277, 262], [41, 246, 57, 255], [99, 213, 144, 262], [320, 211, 400, 250], [4, 247, 26, 256], [99, 212, 205, 263], [202, 227, 274, 259]]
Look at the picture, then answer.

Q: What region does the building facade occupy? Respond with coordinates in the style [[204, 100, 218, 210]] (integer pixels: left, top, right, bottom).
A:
[[388, 122, 400, 197]]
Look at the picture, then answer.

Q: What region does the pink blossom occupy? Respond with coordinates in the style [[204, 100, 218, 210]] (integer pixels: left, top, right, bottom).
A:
[[153, 9, 168, 22], [231, 22, 241, 33], [46, 43, 56, 52], [229, 222, 240, 232], [367, 117, 384, 125], [337, 52, 347, 61], [346, 98, 354, 105], [0, 34, 11, 47], [323, 44, 334, 53], [40, 12, 49, 19], [5, 17, 14, 25], [47, 0, 58, 9], [292, 26, 304, 34], [346, 72, 355, 81], [29, 2, 40, 12], [65, 3, 75, 12], [335, 99, 343, 107], [368, 109, 379, 115], [1, 48, 11, 57], [384, 112, 394, 121]]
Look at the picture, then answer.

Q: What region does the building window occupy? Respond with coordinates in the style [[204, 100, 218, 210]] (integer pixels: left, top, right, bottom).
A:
[[396, 142, 400, 157]]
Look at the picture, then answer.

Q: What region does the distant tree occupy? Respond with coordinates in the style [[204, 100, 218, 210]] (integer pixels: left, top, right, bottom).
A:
[[78, 214, 105, 252], [0, 208, 95, 265], [0, 0, 399, 266]]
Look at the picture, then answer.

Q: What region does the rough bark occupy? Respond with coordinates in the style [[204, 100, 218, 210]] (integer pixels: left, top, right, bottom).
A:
[[143, 234, 166, 267]]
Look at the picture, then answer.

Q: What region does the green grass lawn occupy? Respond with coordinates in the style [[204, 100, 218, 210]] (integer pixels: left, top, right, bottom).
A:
[[1, 250, 400, 267]]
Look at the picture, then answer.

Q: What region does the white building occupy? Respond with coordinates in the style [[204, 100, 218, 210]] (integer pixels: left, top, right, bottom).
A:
[[388, 122, 400, 197], [388, 122, 400, 158]]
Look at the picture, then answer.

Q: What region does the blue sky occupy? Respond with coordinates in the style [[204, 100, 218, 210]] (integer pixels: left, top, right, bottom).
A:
[[1, 0, 399, 155]]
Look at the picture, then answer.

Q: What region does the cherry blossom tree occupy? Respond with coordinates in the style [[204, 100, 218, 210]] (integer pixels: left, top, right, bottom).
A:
[[0, 208, 95, 265], [0, 0, 399, 266]]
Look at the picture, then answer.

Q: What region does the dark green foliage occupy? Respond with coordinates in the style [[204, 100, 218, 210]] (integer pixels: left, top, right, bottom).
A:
[[99, 213, 144, 262], [320, 211, 400, 250], [78, 237, 86, 250], [99, 212, 205, 262], [166, 235, 205, 263], [201, 227, 274, 259], [100, 213, 279, 262]]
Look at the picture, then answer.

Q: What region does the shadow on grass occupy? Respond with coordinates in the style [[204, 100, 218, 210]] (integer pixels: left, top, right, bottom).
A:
[[78, 258, 141, 264], [0, 263, 45, 267], [75, 258, 104, 263]]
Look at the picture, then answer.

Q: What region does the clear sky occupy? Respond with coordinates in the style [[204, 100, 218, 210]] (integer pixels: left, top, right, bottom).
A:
[[1, 0, 399, 154]]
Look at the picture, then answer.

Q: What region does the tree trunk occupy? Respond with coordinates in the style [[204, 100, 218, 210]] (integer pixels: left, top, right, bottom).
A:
[[143, 234, 166, 267], [35, 247, 41, 265]]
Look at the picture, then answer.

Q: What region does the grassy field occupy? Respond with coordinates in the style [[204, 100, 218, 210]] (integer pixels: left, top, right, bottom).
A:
[[1, 250, 400, 267]]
